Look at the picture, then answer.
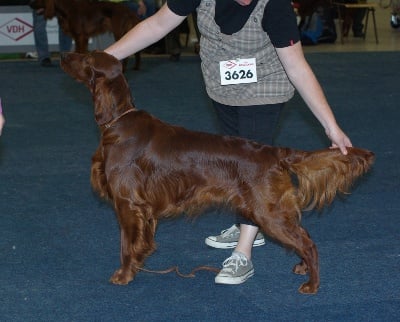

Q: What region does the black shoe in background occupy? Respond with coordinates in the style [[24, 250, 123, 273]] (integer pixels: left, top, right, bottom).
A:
[[353, 32, 365, 38], [40, 58, 54, 67], [169, 53, 180, 62]]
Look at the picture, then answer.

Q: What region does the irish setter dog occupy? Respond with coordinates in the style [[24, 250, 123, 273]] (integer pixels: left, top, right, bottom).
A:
[[60, 51, 374, 294], [30, 0, 141, 70]]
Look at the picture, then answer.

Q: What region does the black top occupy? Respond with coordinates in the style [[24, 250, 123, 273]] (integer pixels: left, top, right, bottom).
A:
[[167, 0, 300, 48]]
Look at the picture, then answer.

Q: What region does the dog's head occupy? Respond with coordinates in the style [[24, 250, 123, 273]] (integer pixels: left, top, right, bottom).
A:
[[61, 51, 133, 127], [61, 51, 123, 87]]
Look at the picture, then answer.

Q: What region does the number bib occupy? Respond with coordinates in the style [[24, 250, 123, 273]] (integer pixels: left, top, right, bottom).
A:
[[219, 58, 257, 85]]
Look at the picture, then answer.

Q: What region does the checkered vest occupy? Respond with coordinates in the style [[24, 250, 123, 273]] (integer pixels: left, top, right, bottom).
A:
[[196, 0, 295, 106]]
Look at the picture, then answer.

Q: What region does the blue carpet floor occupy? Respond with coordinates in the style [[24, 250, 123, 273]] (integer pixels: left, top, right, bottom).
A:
[[0, 52, 399, 321]]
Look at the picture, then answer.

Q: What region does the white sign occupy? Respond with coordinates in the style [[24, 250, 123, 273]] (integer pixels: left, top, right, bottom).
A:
[[0, 11, 59, 46], [219, 58, 257, 86]]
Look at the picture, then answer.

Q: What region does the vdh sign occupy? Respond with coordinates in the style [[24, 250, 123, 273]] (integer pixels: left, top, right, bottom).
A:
[[0, 17, 33, 42]]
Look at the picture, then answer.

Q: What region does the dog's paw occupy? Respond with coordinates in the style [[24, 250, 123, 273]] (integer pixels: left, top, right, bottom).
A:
[[298, 281, 318, 294], [293, 260, 308, 275], [109, 268, 134, 285]]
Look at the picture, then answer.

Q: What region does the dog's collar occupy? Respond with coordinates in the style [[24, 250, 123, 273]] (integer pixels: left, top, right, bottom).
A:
[[103, 108, 136, 129]]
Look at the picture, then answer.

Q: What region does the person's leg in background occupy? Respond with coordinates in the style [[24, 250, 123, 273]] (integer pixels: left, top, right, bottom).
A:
[[191, 12, 200, 54], [58, 28, 73, 53], [159, 0, 181, 61], [32, 9, 52, 67], [143, 0, 156, 17], [165, 25, 182, 61], [352, 7, 367, 37], [340, 0, 367, 37], [127, 0, 156, 19]]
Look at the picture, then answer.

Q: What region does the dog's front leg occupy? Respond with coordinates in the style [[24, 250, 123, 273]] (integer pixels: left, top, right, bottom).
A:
[[110, 228, 137, 285], [110, 204, 157, 285]]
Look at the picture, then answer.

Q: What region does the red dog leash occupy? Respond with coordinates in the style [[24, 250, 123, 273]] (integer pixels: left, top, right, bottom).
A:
[[136, 265, 220, 278]]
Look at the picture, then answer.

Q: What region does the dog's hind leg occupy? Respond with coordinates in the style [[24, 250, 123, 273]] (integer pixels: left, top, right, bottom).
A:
[[109, 203, 157, 285], [257, 214, 320, 294]]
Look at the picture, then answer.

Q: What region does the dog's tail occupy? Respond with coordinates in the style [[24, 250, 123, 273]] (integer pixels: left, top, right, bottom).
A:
[[282, 147, 374, 211]]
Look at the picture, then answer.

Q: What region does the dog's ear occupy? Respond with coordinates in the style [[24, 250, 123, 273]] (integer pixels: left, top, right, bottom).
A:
[[88, 52, 125, 126], [93, 90, 114, 126], [90, 51, 123, 80]]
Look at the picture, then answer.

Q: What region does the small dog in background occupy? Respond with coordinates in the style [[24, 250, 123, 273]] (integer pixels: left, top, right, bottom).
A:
[[30, 0, 141, 70], [60, 51, 374, 294]]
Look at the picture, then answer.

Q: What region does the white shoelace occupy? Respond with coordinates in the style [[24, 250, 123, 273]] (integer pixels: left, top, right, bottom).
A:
[[220, 225, 239, 238], [222, 253, 248, 273]]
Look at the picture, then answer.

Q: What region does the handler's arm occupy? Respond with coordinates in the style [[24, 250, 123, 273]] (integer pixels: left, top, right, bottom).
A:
[[276, 42, 352, 154], [105, 4, 186, 60]]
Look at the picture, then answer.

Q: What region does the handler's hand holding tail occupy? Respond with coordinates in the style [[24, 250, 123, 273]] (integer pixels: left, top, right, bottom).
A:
[[326, 124, 352, 155]]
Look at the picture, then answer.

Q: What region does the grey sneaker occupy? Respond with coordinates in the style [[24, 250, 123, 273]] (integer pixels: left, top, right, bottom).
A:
[[215, 251, 254, 285], [205, 224, 265, 249]]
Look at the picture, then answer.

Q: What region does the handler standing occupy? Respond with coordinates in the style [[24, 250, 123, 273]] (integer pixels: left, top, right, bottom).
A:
[[105, 0, 352, 285]]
